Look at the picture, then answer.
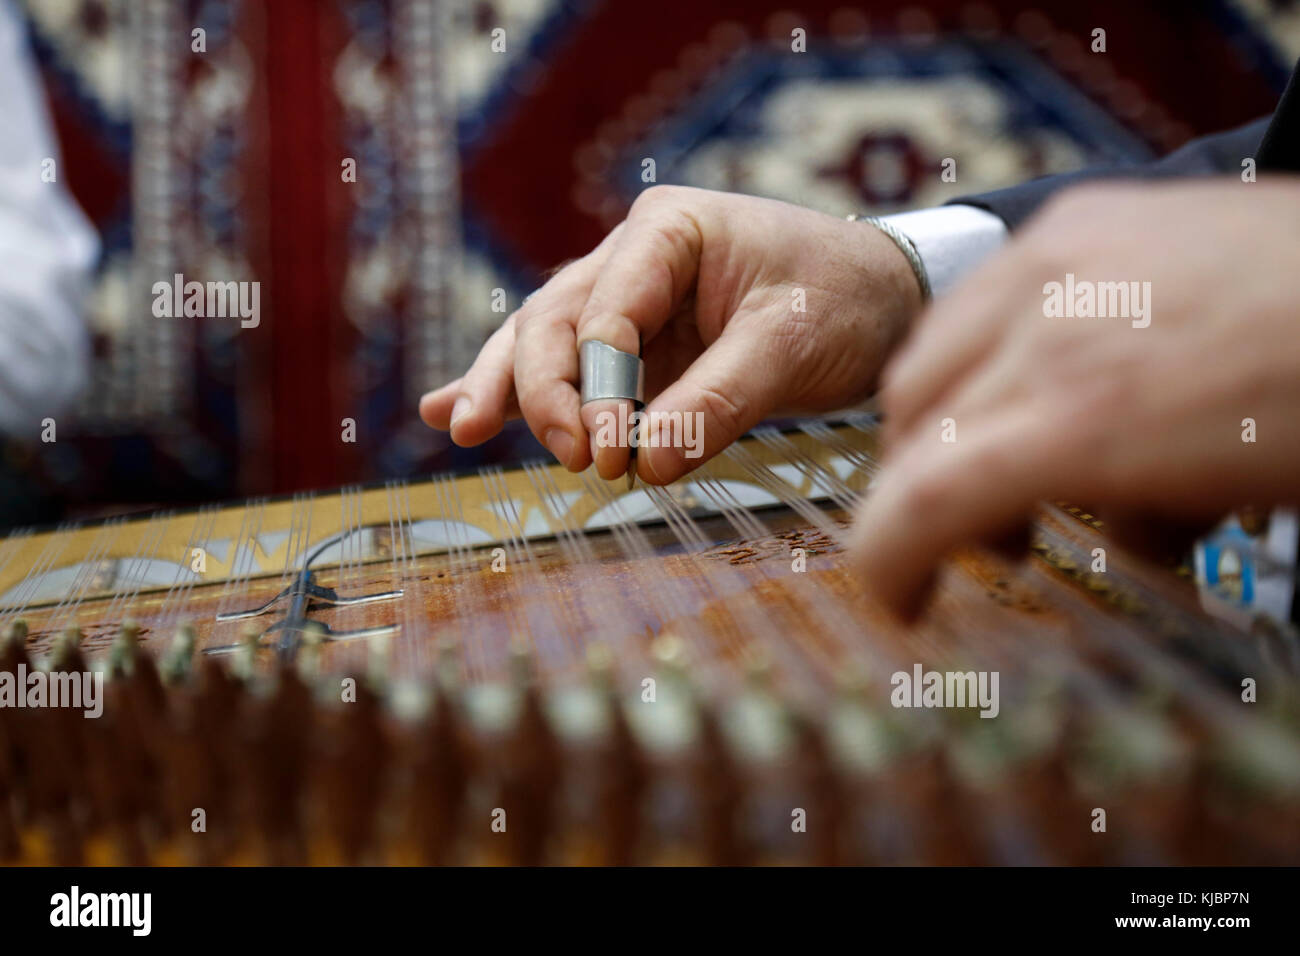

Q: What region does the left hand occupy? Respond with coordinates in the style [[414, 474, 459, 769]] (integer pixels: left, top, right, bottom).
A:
[[849, 179, 1300, 617]]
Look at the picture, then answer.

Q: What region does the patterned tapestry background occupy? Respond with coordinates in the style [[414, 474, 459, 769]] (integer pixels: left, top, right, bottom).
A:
[[18, 0, 1300, 512]]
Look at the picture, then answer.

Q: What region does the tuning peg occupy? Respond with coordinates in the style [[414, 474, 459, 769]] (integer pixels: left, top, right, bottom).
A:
[[2, 619, 27, 651], [586, 644, 646, 865], [585, 641, 615, 683], [694, 701, 745, 865], [649, 633, 687, 671], [406, 663, 469, 865], [232, 624, 261, 682], [295, 622, 327, 681], [49, 626, 84, 671], [509, 640, 537, 687], [743, 648, 773, 688], [160, 623, 197, 684], [109, 620, 141, 678], [502, 678, 561, 865], [366, 629, 391, 694]]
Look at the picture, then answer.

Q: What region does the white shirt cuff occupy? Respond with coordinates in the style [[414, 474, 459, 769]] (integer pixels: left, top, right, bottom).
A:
[[880, 205, 1007, 298]]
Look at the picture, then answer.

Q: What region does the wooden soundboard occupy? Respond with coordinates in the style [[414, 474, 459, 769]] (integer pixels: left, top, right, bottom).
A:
[[1, 420, 1297, 865]]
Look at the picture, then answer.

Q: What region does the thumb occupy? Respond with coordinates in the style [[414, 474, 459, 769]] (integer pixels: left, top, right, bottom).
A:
[[636, 322, 788, 484]]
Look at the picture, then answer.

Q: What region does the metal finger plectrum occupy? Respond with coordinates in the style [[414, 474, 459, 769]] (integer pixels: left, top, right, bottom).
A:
[[579, 339, 645, 489]]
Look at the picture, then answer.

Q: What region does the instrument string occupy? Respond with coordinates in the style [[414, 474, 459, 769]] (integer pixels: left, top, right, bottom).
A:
[[298, 493, 315, 582], [336, 488, 349, 592], [481, 466, 577, 675], [695, 449, 926, 698], [214, 502, 256, 622], [237, 499, 269, 615], [296, 493, 313, 581], [720, 442, 936, 671], [285, 493, 315, 587], [519, 463, 600, 630], [214, 499, 267, 631], [320, 485, 370, 675], [155, 511, 199, 626], [478, 466, 541, 668], [94, 522, 138, 625], [377, 479, 414, 677], [688, 471, 861, 681], [523, 461, 641, 683], [844, 412, 884, 442], [818, 422, 1208, 722], [435, 473, 493, 682], [46, 519, 114, 625], [574, 472, 671, 642], [723, 444, 846, 544], [578, 473, 732, 693], [346, 485, 364, 591], [429, 474, 468, 679], [331, 486, 352, 597], [644, 481, 822, 699], [1081, 621, 1300, 763], [50, 517, 126, 637], [751, 427, 859, 512], [803, 423, 1167, 706], [157, 504, 220, 632], [0, 528, 32, 587], [491, 465, 589, 649], [394, 479, 425, 677], [798, 419, 880, 478], [1035, 562, 1273, 731], [280, 494, 301, 585], [337, 486, 359, 596], [0, 524, 74, 637], [795, 432, 996, 672], [380, 481, 401, 673], [100, 511, 167, 623], [797, 429, 967, 669], [0, 528, 23, 564]]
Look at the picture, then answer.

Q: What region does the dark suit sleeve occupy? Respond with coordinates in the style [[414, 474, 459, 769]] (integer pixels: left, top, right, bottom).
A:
[[952, 118, 1271, 230]]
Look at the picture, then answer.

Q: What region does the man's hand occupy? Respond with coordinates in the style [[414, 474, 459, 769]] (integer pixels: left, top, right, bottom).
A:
[[419, 186, 923, 483], [852, 179, 1300, 617]]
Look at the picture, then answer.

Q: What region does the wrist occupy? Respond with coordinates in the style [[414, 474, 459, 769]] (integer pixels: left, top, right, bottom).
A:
[[844, 214, 926, 338], [831, 213, 926, 389], [849, 215, 932, 303], [843, 213, 926, 337]]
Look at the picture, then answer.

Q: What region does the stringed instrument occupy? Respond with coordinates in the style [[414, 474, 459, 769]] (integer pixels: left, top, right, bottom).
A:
[[1, 417, 1297, 865]]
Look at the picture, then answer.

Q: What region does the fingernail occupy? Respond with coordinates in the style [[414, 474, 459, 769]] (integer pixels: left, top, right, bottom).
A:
[[450, 396, 472, 427], [544, 428, 575, 467], [642, 444, 668, 484]]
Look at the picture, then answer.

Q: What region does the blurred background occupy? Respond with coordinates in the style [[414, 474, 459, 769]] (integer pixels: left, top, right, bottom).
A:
[[6, 0, 1299, 521]]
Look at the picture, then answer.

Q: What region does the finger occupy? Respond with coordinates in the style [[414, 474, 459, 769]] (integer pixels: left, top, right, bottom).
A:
[[420, 376, 523, 428], [849, 407, 1074, 619], [437, 315, 519, 446], [514, 230, 624, 470], [516, 316, 592, 471], [575, 189, 704, 477], [419, 378, 462, 430], [892, 316, 1039, 442], [576, 189, 702, 351], [581, 401, 639, 481], [879, 244, 1033, 445], [635, 320, 787, 484]]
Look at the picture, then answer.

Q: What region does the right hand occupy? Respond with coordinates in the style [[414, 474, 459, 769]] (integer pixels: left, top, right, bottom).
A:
[[418, 185, 924, 483]]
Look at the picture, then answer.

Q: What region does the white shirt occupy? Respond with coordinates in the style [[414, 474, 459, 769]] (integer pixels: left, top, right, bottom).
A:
[[0, 0, 99, 437], [881, 204, 1007, 298]]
